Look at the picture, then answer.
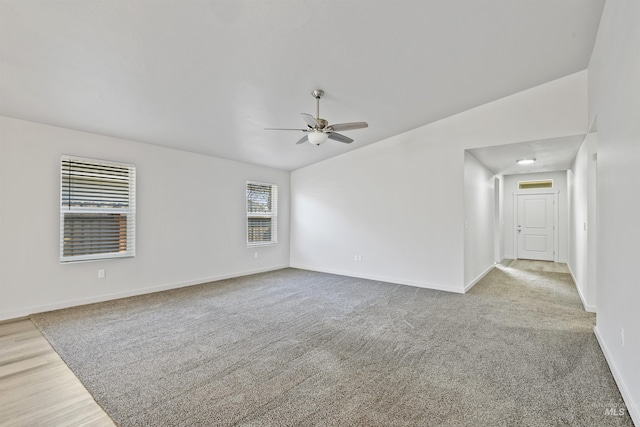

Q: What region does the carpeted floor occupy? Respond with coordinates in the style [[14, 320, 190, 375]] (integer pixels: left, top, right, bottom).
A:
[[31, 265, 632, 426]]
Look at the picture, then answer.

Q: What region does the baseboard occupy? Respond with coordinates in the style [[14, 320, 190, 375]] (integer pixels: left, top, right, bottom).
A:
[[566, 264, 597, 313], [0, 316, 30, 325], [289, 264, 465, 294], [464, 264, 495, 293], [0, 265, 290, 322], [594, 326, 639, 425]]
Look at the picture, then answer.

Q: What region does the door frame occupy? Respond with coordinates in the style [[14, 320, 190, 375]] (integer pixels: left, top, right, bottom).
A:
[[513, 190, 559, 262], [494, 177, 501, 263]]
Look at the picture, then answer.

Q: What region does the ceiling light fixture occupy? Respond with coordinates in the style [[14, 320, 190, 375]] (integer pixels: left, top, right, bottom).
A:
[[307, 130, 328, 146], [517, 158, 536, 165]]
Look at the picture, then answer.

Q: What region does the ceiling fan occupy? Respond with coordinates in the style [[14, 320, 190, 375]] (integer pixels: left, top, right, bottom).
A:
[[265, 89, 368, 146]]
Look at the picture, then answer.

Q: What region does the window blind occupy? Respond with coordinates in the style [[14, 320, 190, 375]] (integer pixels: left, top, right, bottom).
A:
[[246, 182, 277, 246], [60, 156, 136, 262]]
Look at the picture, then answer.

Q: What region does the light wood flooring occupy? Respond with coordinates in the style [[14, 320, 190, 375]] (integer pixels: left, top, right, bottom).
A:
[[0, 319, 114, 427]]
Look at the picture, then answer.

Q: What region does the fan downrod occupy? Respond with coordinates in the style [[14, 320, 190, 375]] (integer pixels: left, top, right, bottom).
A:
[[311, 89, 324, 120]]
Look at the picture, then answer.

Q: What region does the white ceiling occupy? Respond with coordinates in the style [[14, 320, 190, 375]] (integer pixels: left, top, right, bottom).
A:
[[0, 1, 604, 171], [467, 135, 587, 176]]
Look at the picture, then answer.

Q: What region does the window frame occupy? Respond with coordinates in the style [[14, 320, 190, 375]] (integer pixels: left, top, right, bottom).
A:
[[60, 155, 136, 263], [246, 181, 278, 247], [518, 179, 554, 190]]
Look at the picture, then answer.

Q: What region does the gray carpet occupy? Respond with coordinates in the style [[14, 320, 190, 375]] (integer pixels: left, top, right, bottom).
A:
[[31, 265, 632, 426]]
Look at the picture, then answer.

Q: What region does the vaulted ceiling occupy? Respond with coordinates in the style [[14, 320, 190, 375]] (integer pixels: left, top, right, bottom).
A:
[[0, 0, 604, 171]]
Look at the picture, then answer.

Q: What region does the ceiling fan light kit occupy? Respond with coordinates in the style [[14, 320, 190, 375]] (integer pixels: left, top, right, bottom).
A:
[[265, 89, 368, 146], [308, 130, 329, 146]]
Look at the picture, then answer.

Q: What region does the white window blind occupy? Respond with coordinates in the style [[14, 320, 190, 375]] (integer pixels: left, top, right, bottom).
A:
[[60, 156, 136, 262], [247, 181, 277, 246]]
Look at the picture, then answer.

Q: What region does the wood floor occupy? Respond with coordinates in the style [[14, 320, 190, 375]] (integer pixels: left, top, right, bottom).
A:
[[0, 319, 114, 427]]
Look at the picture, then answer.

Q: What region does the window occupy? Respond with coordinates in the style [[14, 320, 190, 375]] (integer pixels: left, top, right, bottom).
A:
[[60, 156, 136, 262], [518, 180, 553, 190], [246, 181, 277, 246]]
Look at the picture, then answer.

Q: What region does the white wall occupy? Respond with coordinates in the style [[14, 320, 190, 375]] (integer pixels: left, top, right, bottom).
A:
[[290, 71, 587, 293], [587, 133, 597, 313], [464, 152, 495, 288], [567, 134, 597, 312], [588, 0, 640, 422], [0, 117, 290, 320], [502, 171, 568, 262], [496, 176, 505, 262]]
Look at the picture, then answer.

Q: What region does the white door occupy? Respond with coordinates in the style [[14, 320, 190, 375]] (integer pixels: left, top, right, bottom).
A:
[[517, 194, 554, 261]]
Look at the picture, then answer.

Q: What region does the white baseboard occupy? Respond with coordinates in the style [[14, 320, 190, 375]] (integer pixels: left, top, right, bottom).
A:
[[0, 265, 289, 322], [566, 264, 597, 313], [594, 326, 639, 425], [289, 264, 465, 294], [464, 264, 495, 293]]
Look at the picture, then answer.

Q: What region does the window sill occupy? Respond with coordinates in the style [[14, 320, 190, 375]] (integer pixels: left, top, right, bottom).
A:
[[60, 254, 135, 264], [247, 242, 277, 248]]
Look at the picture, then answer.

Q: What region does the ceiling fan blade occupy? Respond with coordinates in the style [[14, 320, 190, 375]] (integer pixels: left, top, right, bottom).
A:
[[301, 113, 320, 128], [328, 132, 353, 144], [295, 135, 309, 145], [328, 122, 369, 132], [265, 128, 307, 131]]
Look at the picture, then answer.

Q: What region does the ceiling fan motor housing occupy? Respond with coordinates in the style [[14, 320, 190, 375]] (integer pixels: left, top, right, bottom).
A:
[[315, 118, 328, 129]]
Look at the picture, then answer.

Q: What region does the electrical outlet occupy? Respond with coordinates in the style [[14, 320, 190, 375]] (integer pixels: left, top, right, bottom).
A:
[[354, 254, 358, 261], [620, 327, 625, 346], [98, 269, 105, 279]]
